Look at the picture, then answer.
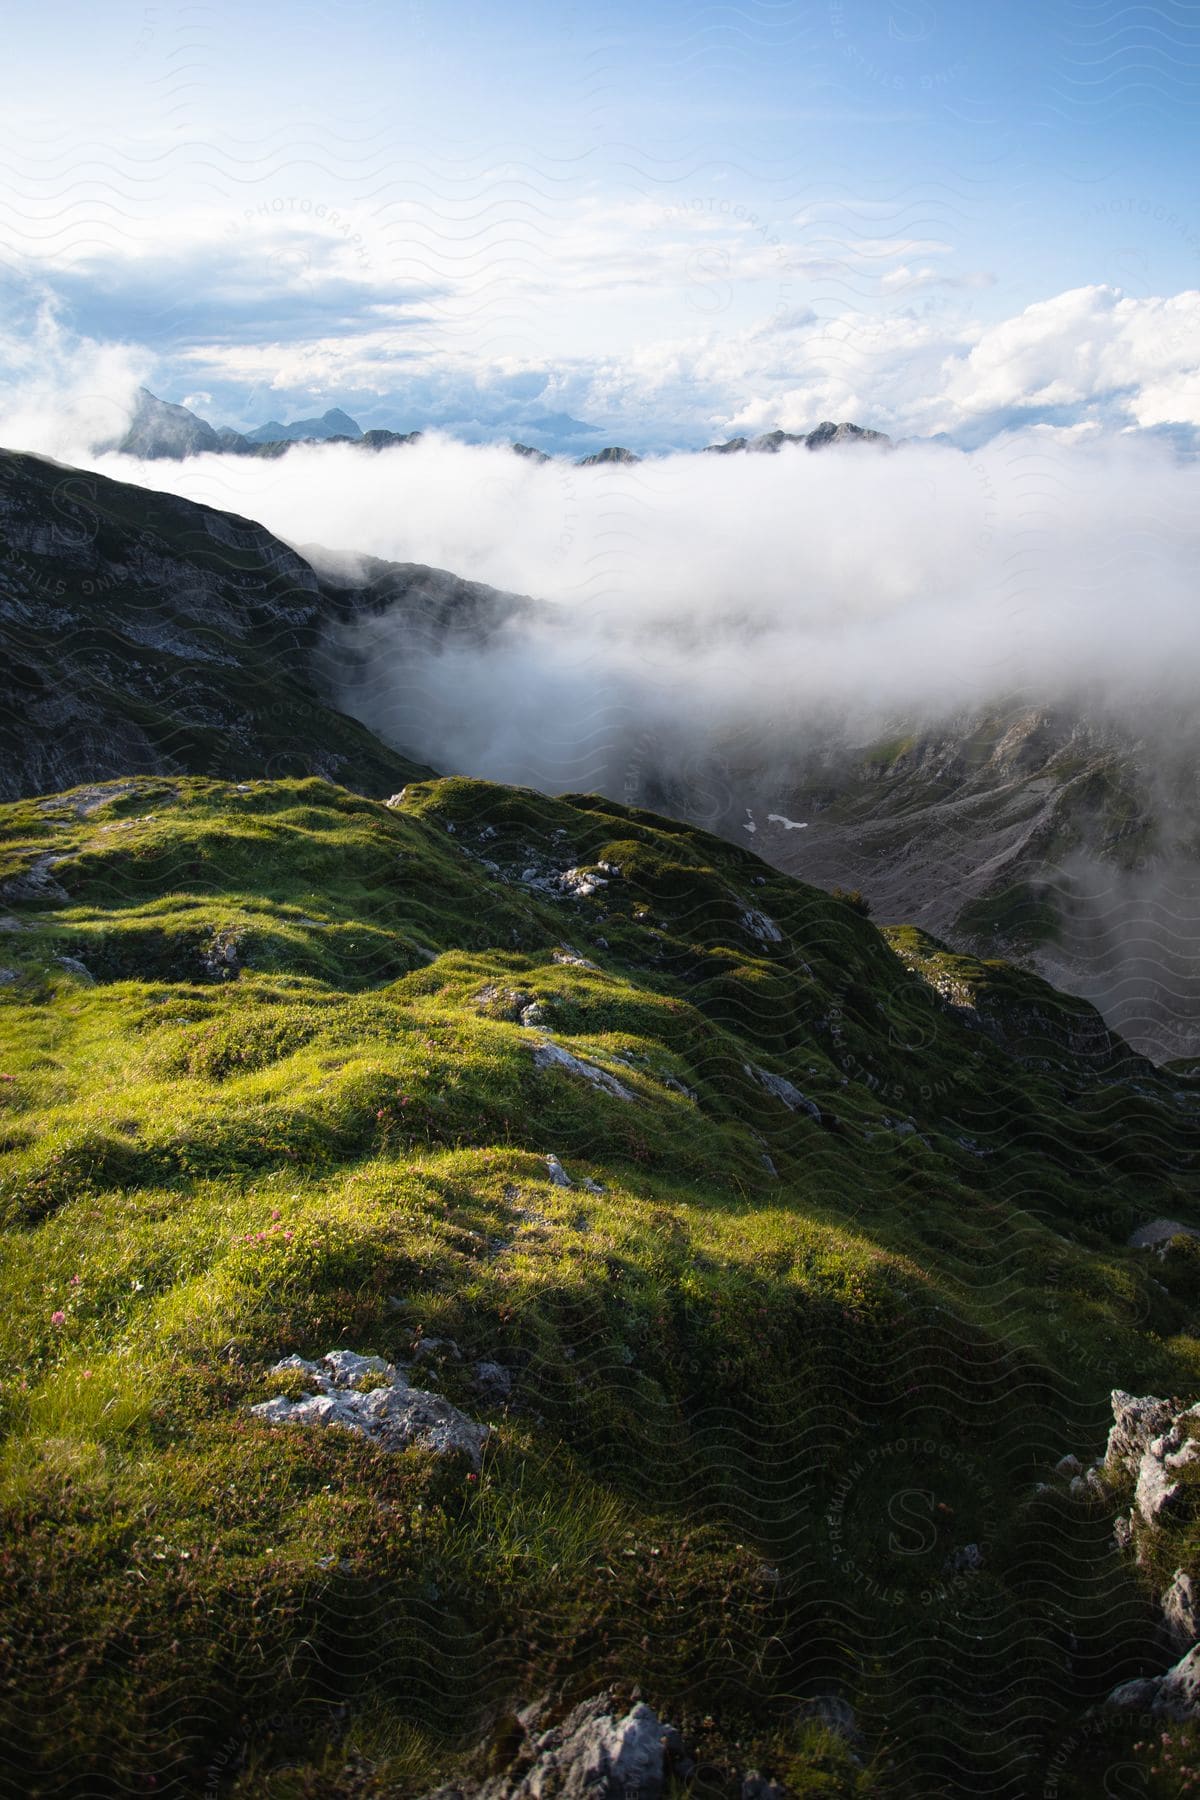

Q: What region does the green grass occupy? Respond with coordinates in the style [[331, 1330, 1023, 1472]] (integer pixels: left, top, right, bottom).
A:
[[0, 775, 1197, 1798]]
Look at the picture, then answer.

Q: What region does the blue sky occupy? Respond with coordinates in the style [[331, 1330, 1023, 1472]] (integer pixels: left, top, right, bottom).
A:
[[1, 0, 1198, 450]]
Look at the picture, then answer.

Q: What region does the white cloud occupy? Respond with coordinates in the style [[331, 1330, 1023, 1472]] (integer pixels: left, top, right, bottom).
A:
[[937, 285, 1200, 430], [69, 427, 1192, 802]]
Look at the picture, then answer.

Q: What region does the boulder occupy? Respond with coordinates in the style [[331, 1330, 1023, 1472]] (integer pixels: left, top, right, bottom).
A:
[[745, 1062, 821, 1120], [1110, 1646, 1200, 1722], [531, 1037, 636, 1101], [1128, 1218, 1200, 1250], [251, 1351, 489, 1470], [55, 956, 96, 984], [1105, 1391, 1176, 1474], [1133, 1427, 1200, 1526], [1157, 1644, 1200, 1720], [740, 907, 782, 945], [1162, 1569, 1200, 1654], [422, 1693, 685, 1799]]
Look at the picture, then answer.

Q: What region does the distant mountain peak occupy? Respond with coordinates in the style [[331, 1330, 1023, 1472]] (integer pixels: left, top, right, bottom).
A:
[[704, 421, 891, 455], [576, 446, 641, 466], [117, 388, 220, 460], [246, 406, 362, 444]]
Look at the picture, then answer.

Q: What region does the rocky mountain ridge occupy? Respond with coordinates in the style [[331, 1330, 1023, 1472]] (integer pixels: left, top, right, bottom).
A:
[[111, 389, 892, 465]]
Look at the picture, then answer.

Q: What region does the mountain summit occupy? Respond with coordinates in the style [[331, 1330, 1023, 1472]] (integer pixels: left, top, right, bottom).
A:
[[245, 406, 363, 443], [703, 420, 891, 454], [117, 387, 222, 459]]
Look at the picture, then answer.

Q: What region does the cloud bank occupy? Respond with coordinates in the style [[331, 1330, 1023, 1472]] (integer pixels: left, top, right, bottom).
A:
[[33, 423, 1190, 798]]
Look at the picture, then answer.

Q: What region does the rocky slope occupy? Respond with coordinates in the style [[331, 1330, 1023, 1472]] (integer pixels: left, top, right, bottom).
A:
[[639, 704, 1200, 1063], [0, 446, 535, 800], [0, 772, 1197, 1797]]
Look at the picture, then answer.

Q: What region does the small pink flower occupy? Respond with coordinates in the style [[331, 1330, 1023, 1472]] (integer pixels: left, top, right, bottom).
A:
[[271, 1209, 281, 1220], [69, 1274, 82, 1286], [284, 1231, 294, 1242], [51, 1310, 66, 1326], [82, 1370, 93, 1380]]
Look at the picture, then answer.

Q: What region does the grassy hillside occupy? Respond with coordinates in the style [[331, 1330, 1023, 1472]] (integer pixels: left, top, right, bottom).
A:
[[0, 775, 1197, 1797]]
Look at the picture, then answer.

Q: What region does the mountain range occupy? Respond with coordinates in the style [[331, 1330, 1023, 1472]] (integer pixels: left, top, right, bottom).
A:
[[113, 388, 894, 465]]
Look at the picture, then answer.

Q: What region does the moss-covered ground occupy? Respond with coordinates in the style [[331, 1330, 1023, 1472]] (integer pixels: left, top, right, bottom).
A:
[[0, 776, 1197, 1797]]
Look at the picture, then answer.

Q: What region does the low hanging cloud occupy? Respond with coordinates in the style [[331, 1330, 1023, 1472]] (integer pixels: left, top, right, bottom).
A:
[[51, 422, 1200, 799]]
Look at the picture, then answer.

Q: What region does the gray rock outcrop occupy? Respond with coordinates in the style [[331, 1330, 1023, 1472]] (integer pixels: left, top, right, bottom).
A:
[[250, 1350, 489, 1469], [1162, 1569, 1200, 1654], [422, 1693, 686, 1800], [1109, 1645, 1200, 1721]]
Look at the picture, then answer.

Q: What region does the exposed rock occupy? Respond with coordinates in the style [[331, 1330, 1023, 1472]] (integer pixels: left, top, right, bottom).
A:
[[531, 1037, 636, 1101], [745, 1062, 821, 1120], [251, 1351, 488, 1470], [740, 907, 782, 945], [558, 867, 609, 899], [1105, 1391, 1176, 1474], [1054, 1453, 1082, 1478], [1157, 1645, 1200, 1719], [1162, 1569, 1200, 1653], [1135, 1429, 1200, 1526], [411, 1336, 462, 1365], [553, 947, 597, 969], [0, 445, 425, 804], [202, 931, 243, 981], [944, 1543, 984, 1576], [520, 1001, 552, 1028], [1108, 1645, 1200, 1721], [54, 956, 95, 984], [545, 1155, 573, 1187], [1129, 1217, 1200, 1249], [0, 855, 69, 906], [424, 1692, 684, 1800]]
